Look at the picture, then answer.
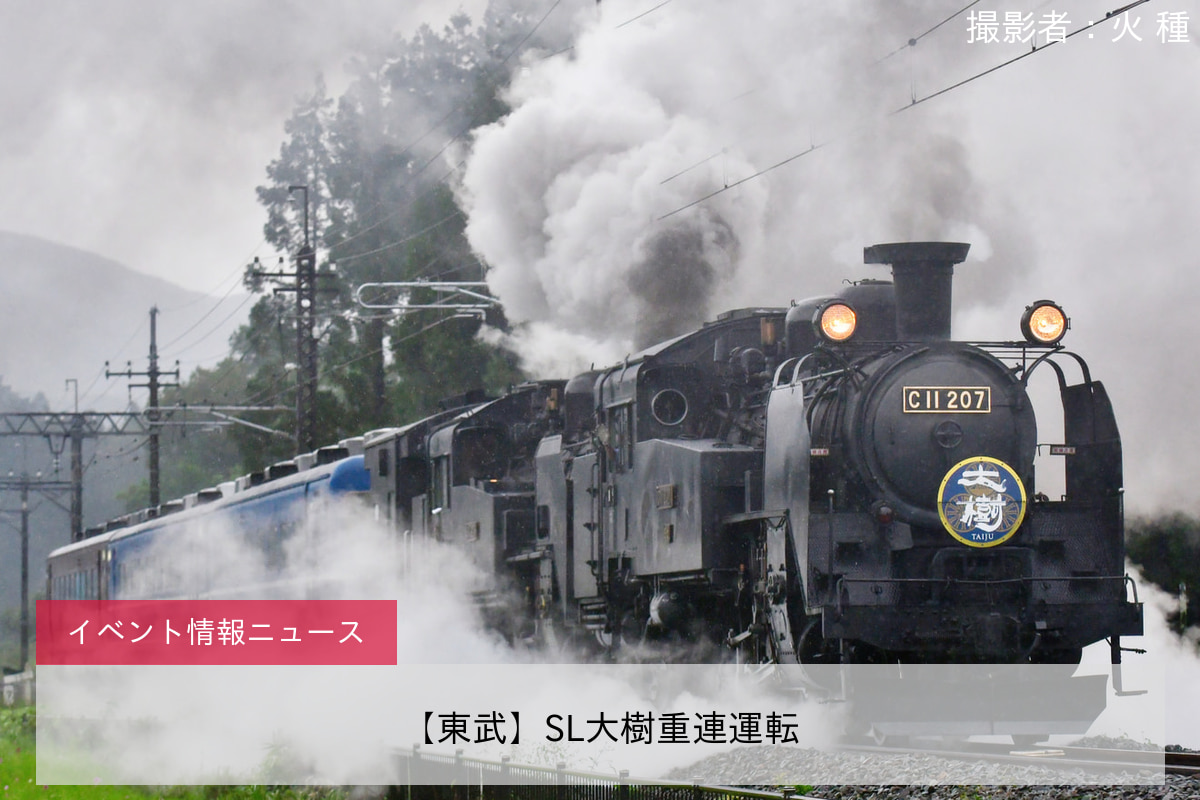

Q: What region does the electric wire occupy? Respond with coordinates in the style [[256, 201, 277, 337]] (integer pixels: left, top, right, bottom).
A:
[[162, 292, 258, 362], [659, 149, 726, 186], [235, 308, 474, 413], [658, 142, 823, 221], [656, 0, 1154, 222], [155, 238, 266, 315], [158, 259, 256, 355], [615, 0, 675, 29], [895, 0, 1152, 113], [541, 0, 681, 59], [329, 209, 464, 264], [498, 0, 566, 67], [77, 316, 150, 408], [327, 103, 465, 255], [875, 0, 985, 63], [325, 160, 464, 261]]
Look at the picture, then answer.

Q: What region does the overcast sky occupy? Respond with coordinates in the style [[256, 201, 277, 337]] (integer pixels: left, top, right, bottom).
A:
[[0, 0, 486, 294], [0, 0, 1197, 511]]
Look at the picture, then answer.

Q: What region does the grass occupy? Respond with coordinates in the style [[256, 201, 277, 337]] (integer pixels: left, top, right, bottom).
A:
[[0, 707, 349, 800]]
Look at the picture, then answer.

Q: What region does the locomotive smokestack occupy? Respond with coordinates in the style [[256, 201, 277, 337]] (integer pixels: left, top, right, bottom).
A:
[[864, 242, 970, 341]]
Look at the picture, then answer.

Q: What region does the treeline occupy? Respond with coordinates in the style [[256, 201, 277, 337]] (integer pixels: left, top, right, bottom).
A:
[[1126, 512, 1200, 635], [130, 4, 571, 504]]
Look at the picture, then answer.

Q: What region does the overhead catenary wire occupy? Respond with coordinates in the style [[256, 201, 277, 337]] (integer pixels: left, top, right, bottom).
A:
[[77, 316, 150, 408], [162, 292, 258, 363], [615, 0, 675, 29], [330, 209, 465, 264], [541, 0, 682, 60], [896, 0, 1152, 112], [325, 103, 469, 256], [325, 160, 465, 262], [658, 142, 824, 221], [875, 0, 986, 63], [158, 259, 258, 355], [156, 238, 267, 316], [498, 0, 566, 67], [656, 0, 1154, 222]]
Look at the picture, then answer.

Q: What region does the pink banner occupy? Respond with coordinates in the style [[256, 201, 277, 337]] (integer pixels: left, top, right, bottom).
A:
[[36, 600, 397, 665]]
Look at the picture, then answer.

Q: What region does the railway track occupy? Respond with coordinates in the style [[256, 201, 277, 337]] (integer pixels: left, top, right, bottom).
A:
[[837, 740, 1199, 779], [394, 740, 1199, 792]]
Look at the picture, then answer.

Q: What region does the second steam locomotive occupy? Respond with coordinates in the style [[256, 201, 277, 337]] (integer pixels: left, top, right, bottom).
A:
[[49, 241, 1144, 674]]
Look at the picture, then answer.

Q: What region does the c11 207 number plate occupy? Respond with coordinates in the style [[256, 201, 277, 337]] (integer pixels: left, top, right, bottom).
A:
[[903, 386, 991, 413]]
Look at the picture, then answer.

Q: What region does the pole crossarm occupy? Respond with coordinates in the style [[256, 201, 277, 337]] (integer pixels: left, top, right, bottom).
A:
[[0, 479, 73, 492], [0, 412, 150, 437], [355, 281, 499, 315], [160, 405, 293, 413], [0, 412, 148, 540]]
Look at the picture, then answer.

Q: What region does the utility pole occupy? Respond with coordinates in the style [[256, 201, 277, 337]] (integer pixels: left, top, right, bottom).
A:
[[0, 472, 72, 670], [17, 480, 27, 672], [107, 307, 180, 508], [294, 240, 318, 452], [248, 185, 333, 454], [70, 414, 82, 536]]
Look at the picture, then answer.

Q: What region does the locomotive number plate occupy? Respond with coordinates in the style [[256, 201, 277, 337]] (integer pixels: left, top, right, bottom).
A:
[[903, 386, 991, 413]]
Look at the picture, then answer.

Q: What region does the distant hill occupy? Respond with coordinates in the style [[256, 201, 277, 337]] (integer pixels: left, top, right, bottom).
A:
[[0, 230, 249, 405], [0, 234, 253, 641]]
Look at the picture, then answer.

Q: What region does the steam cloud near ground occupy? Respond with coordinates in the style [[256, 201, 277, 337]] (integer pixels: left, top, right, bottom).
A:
[[39, 501, 844, 784], [38, 501, 1194, 784]]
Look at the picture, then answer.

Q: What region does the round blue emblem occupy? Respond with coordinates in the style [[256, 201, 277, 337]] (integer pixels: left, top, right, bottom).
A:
[[937, 456, 1027, 548]]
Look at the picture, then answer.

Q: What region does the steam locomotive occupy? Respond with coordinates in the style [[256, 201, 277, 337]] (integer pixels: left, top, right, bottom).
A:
[[48, 241, 1143, 675]]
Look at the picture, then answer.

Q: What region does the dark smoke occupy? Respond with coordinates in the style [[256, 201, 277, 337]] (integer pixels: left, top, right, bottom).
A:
[[629, 217, 738, 348]]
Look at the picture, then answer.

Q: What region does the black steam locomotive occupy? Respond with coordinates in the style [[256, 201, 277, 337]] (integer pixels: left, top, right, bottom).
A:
[[362, 241, 1143, 668], [50, 241, 1143, 679]]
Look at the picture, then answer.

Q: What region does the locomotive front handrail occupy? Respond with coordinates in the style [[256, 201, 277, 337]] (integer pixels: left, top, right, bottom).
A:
[[1014, 348, 1093, 389], [1124, 574, 1140, 604]]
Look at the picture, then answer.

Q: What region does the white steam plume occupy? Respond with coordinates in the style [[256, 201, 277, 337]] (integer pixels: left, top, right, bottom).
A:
[[459, 0, 1025, 376], [458, 0, 1200, 511]]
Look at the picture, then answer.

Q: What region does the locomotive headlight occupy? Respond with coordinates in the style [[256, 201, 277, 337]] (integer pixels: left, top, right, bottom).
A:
[[1020, 300, 1068, 345], [816, 302, 857, 342]]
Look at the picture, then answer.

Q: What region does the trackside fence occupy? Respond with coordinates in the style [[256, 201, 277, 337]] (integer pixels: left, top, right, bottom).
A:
[[394, 746, 797, 800]]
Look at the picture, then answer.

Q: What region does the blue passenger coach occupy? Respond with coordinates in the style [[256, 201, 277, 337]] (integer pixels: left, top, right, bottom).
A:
[[47, 446, 370, 601]]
